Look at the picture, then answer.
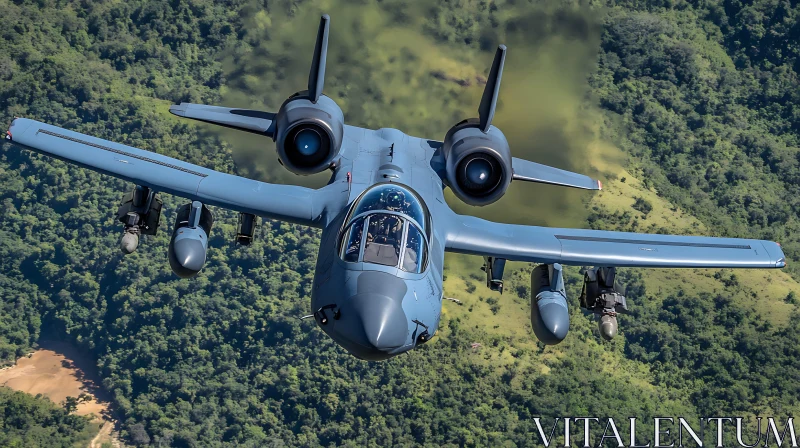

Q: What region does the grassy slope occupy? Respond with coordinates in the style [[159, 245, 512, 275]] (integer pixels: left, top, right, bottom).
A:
[[596, 169, 798, 326], [441, 166, 800, 335], [421, 7, 800, 403], [434, 161, 800, 416]]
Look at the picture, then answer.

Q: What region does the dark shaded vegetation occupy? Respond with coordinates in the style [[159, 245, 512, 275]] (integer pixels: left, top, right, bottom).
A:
[[632, 197, 653, 217], [0, 387, 95, 447], [625, 288, 800, 417], [0, 0, 799, 446]]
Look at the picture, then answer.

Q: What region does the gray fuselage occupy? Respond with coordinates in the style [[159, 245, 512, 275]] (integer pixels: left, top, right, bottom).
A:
[[310, 126, 448, 360]]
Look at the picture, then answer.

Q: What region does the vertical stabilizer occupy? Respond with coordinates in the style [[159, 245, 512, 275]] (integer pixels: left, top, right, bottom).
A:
[[478, 45, 507, 133], [308, 14, 331, 104]]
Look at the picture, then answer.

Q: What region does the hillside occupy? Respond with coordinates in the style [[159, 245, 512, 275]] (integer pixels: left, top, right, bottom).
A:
[[1, 0, 800, 446]]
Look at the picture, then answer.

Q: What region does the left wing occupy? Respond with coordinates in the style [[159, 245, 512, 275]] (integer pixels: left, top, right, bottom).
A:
[[5, 118, 322, 227], [444, 213, 786, 268]]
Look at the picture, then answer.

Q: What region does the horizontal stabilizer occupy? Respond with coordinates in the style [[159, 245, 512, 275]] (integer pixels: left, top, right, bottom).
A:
[[512, 157, 601, 190], [169, 103, 276, 137]]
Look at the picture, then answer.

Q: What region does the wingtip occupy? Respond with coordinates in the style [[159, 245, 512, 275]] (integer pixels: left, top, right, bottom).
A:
[[6, 118, 17, 140], [597, 180, 602, 190], [772, 241, 786, 268], [169, 103, 187, 117], [8, 117, 33, 137]]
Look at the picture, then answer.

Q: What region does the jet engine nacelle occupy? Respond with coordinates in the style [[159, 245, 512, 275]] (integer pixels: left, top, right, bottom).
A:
[[442, 118, 512, 206], [530, 264, 570, 345], [273, 93, 344, 175], [168, 201, 213, 278]]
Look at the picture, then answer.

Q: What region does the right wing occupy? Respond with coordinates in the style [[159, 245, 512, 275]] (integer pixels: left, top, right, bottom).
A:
[[6, 118, 321, 227], [444, 213, 786, 269]]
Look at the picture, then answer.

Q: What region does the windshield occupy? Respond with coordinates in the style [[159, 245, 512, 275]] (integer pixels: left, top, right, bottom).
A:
[[348, 184, 427, 230], [402, 225, 426, 273], [339, 184, 429, 273], [363, 213, 404, 266], [341, 218, 364, 263]]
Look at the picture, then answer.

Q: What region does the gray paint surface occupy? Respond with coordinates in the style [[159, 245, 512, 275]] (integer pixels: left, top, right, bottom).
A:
[[4, 14, 786, 360]]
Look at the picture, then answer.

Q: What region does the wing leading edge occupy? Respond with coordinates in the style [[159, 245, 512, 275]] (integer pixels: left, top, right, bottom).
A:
[[6, 118, 321, 227], [444, 214, 786, 268]]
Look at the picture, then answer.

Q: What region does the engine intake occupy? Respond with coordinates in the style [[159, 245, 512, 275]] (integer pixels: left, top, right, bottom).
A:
[[443, 119, 512, 206], [273, 94, 344, 174]]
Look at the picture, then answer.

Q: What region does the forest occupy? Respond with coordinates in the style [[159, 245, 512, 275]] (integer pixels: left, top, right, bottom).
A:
[[1, 0, 799, 446], [0, 387, 96, 447]]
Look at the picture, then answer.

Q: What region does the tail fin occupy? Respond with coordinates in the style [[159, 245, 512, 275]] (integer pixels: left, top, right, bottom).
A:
[[478, 45, 507, 133], [308, 14, 331, 104]]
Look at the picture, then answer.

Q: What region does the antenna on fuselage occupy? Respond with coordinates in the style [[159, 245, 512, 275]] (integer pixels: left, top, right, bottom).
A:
[[308, 14, 331, 104], [478, 45, 507, 133]]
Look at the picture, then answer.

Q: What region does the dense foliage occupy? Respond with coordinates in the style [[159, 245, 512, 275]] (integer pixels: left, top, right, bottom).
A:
[[593, 1, 800, 276], [1, 0, 799, 446], [0, 387, 95, 447]]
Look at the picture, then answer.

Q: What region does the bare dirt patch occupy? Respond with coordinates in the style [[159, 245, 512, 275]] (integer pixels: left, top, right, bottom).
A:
[[0, 340, 126, 446], [0, 340, 110, 418]]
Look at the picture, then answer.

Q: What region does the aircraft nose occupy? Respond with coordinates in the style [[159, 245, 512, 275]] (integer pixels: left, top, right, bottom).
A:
[[360, 296, 408, 350], [335, 293, 408, 355]]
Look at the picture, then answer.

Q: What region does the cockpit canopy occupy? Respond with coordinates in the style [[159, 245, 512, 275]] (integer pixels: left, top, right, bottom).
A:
[[339, 184, 429, 273]]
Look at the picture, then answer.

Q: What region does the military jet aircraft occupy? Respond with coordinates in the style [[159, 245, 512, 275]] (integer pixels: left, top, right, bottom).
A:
[[5, 15, 786, 360]]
